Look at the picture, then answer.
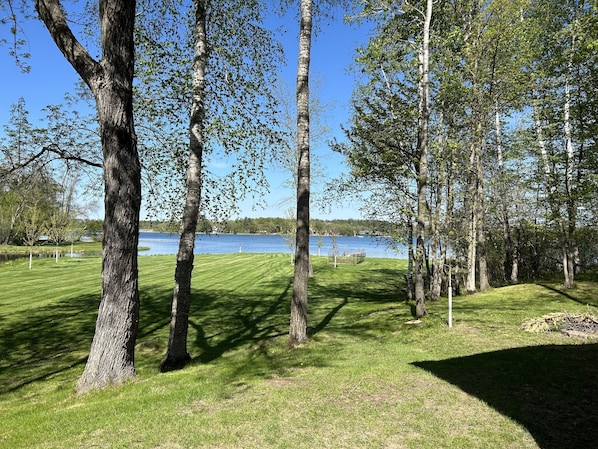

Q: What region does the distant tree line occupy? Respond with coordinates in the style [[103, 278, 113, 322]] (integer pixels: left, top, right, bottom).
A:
[[140, 217, 393, 237]]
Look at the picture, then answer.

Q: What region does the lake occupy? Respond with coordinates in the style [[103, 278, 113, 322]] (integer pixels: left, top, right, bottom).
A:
[[139, 232, 406, 259]]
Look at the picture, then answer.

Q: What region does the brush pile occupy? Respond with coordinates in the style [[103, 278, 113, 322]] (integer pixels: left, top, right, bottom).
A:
[[522, 312, 598, 338]]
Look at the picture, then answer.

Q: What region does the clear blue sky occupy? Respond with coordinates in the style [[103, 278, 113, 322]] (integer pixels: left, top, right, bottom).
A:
[[0, 3, 373, 221]]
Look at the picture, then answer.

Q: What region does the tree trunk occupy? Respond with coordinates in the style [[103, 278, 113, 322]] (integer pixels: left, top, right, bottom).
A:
[[562, 36, 576, 289], [406, 218, 414, 301], [289, 0, 312, 347], [510, 225, 519, 283], [160, 0, 207, 372], [477, 146, 490, 291], [429, 154, 444, 301], [36, 0, 142, 394], [496, 108, 512, 282], [466, 73, 485, 294], [413, 0, 433, 319], [477, 222, 490, 291], [429, 193, 444, 302], [465, 139, 479, 293], [429, 108, 447, 302], [77, 87, 141, 393]]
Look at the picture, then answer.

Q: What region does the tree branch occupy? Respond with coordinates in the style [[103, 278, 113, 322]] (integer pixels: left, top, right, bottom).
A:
[[1, 145, 102, 180], [43, 145, 103, 168], [34, 0, 100, 89]]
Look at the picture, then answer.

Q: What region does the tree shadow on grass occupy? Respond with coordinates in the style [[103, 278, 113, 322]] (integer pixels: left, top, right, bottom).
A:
[[1, 259, 405, 392], [189, 279, 293, 364], [0, 284, 175, 394], [536, 283, 598, 308], [185, 276, 359, 370], [412, 344, 598, 449], [311, 297, 349, 336], [0, 293, 100, 393]]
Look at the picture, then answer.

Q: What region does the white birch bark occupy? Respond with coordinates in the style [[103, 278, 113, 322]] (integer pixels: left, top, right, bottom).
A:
[[160, 0, 207, 371], [289, 0, 312, 346]]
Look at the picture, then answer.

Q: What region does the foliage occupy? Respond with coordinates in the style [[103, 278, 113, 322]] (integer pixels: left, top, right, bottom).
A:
[[0, 97, 101, 245], [338, 0, 598, 296], [134, 0, 285, 223]]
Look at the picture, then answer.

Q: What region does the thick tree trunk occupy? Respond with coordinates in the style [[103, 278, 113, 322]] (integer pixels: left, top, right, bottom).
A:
[[78, 88, 141, 393], [289, 0, 312, 347], [159, 0, 207, 373], [414, 234, 426, 317], [36, 0, 142, 394]]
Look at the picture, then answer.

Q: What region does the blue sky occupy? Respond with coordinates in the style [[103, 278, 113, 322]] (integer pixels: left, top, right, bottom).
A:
[[1, 4, 373, 221]]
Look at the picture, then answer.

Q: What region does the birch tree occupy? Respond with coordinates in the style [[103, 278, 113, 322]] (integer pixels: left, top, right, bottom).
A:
[[527, 0, 597, 288], [337, 0, 435, 315], [159, 0, 207, 371], [413, 0, 433, 317], [132, 0, 283, 369], [289, 0, 313, 346]]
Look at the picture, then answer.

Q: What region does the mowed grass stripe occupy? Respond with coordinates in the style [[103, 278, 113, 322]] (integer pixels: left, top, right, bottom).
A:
[[0, 258, 102, 313], [192, 253, 293, 291]]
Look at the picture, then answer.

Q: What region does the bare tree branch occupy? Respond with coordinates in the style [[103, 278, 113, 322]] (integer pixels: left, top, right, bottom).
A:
[[1, 144, 102, 180]]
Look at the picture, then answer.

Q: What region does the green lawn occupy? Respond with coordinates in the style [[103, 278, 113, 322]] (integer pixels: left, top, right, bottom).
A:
[[0, 241, 104, 257], [0, 253, 596, 448]]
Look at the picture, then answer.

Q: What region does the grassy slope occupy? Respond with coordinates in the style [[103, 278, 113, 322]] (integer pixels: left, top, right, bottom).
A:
[[0, 254, 596, 449]]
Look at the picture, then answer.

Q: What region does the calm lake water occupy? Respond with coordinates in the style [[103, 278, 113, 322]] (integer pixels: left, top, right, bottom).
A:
[[139, 232, 406, 259]]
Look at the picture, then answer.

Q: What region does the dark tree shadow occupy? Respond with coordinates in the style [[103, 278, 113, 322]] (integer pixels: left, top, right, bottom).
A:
[[536, 283, 598, 308], [310, 297, 349, 335], [0, 293, 100, 393], [412, 344, 598, 449], [190, 279, 293, 364], [184, 265, 389, 367], [0, 282, 175, 394]]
